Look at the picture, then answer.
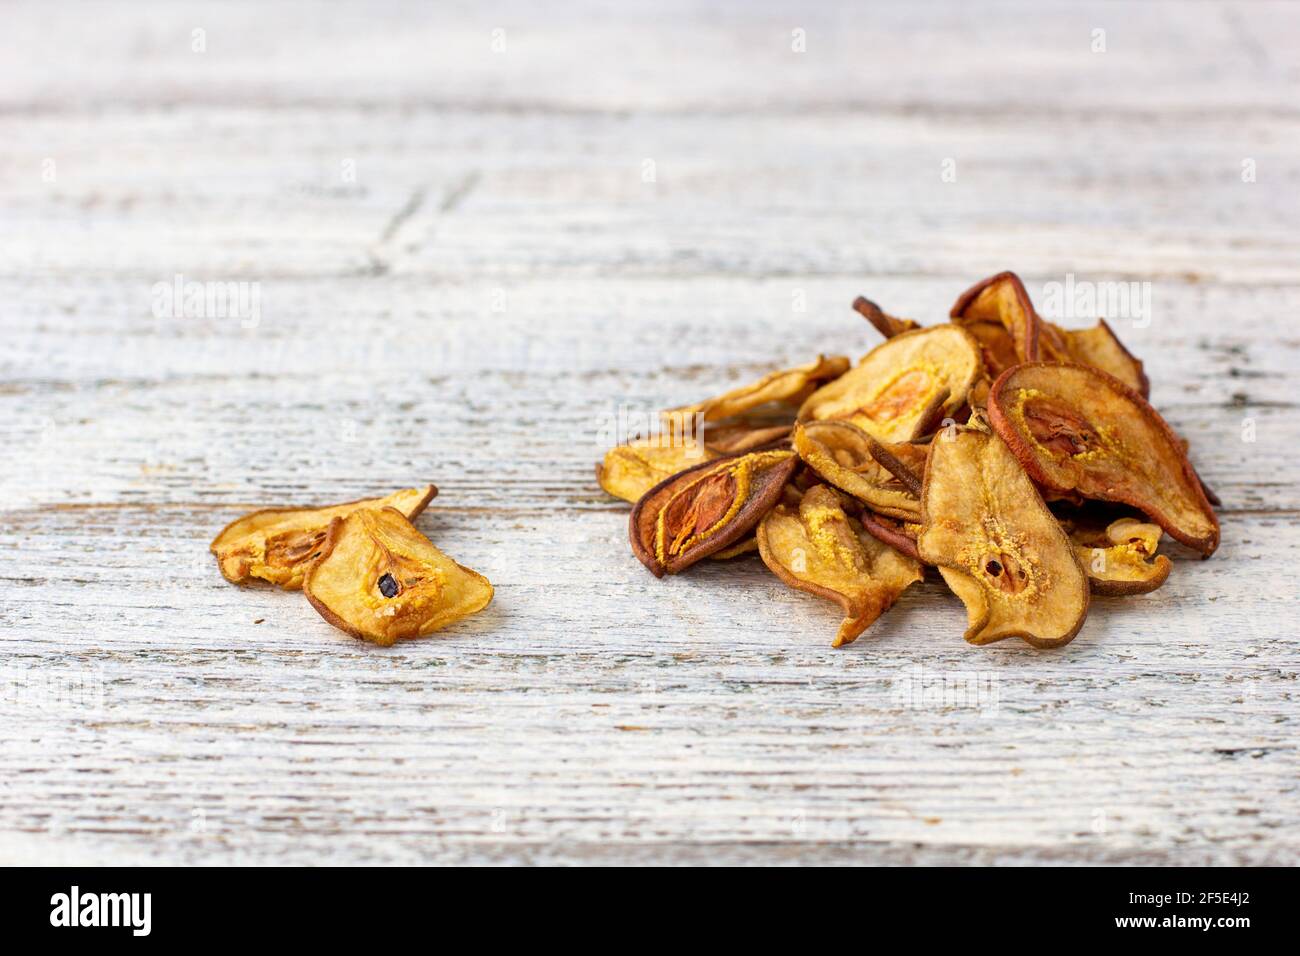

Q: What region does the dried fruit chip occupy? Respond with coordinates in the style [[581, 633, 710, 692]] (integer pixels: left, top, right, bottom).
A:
[[987, 363, 1219, 555], [917, 428, 1089, 648], [597, 438, 715, 504], [211, 485, 437, 590], [1065, 515, 1171, 595], [630, 449, 798, 577], [797, 326, 983, 442], [951, 271, 1148, 395], [853, 296, 920, 339], [793, 421, 921, 521], [662, 355, 849, 427], [757, 485, 922, 647], [303, 507, 493, 646]]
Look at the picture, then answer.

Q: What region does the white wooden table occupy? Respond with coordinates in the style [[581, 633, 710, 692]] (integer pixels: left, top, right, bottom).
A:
[[2, 0, 1297, 865]]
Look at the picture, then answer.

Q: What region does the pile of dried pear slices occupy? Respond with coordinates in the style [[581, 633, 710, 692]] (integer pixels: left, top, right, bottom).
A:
[[211, 485, 493, 645], [599, 271, 1219, 649]]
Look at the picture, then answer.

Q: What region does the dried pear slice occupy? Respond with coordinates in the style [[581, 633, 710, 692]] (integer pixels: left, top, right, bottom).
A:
[[757, 485, 923, 647], [1066, 516, 1171, 595], [987, 363, 1219, 555], [662, 355, 849, 427], [917, 428, 1089, 648], [793, 421, 921, 521], [597, 438, 716, 504], [303, 507, 493, 646], [797, 326, 983, 442], [853, 296, 920, 339], [211, 485, 437, 590], [630, 449, 798, 577]]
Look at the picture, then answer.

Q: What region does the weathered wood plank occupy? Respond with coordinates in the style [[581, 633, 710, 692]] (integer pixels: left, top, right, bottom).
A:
[[3, 107, 1297, 281], [2, 0, 1298, 117]]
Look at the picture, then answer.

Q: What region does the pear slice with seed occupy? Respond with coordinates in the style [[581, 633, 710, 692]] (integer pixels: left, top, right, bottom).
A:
[[917, 427, 1089, 648], [303, 507, 493, 646]]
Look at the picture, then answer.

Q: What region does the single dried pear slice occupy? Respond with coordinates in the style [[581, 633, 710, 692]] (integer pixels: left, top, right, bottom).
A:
[[853, 296, 920, 339], [793, 421, 921, 521], [662, 355, 849, 427], [917, 428, 1089, 648], [598, 438, 716, 504], [1066, 515, 1171, 595], [211, 485, 437, 590], [797, 326, 983, 442], [630, 449, 798, 577], [757, 485, 922, 647], [987, 363, 1219, 555], [303, 507, 493, 646]]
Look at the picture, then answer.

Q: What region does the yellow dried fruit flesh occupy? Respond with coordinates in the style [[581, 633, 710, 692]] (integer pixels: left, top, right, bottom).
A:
[[793, 421, 920, 521], [1066, 515, 1171, 595], [303, 507, 493, 646], [987, 363, 1218, 555], [951, 271, 1148, 395], [757, 485, 922, 647], [662, 355, 849, 427], [917, 428, 1089, 648], [797, 326, 983, 442], [210, 485, 437, 590], [630, 449, 798, 576], [597, 438, 716, 504]]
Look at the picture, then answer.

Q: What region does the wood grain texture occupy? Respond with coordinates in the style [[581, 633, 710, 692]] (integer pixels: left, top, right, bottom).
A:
[[1, 0, 1297, 866]]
